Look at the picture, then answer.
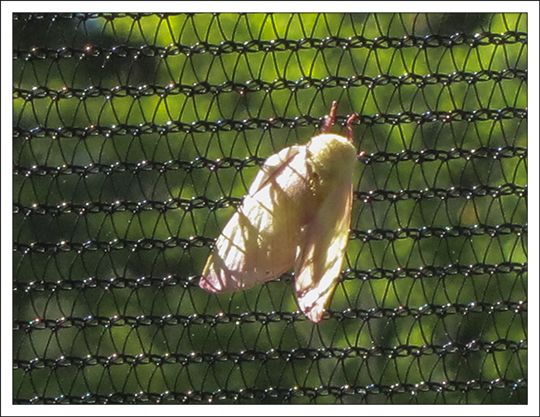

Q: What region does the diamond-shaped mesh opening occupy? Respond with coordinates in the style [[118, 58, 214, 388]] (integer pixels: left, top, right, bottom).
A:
[[13, 13, 527, 404]]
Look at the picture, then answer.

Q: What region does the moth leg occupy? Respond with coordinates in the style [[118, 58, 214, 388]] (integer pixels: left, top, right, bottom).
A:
[[322, 101, 358, 144], [345, 112, 358, 143], [320, 100, 339, 134], [344, 112, 364, 160]]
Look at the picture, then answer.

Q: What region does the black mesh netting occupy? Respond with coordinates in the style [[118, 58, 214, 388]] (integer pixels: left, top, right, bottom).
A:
[[12, 13, 527, 404]]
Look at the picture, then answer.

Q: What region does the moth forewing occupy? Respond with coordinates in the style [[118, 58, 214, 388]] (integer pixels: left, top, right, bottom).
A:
[[200, 145, 316, 293]]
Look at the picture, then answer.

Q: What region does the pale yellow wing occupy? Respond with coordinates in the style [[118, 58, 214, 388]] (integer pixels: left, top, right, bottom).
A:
[[294, 182, 353, 322], [200, 145, 314, 292]]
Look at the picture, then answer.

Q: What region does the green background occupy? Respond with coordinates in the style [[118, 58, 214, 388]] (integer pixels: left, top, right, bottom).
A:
[[13, 13, 527, 404]]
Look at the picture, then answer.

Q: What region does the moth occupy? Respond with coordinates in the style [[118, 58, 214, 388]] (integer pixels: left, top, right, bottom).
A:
[[200, 102, 358, 322]]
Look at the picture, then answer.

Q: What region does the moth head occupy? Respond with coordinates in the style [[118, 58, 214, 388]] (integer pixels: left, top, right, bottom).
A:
[[306, 133, 357, 184]]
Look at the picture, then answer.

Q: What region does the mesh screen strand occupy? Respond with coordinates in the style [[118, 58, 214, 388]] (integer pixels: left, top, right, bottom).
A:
[[13, 13, 527, 404]]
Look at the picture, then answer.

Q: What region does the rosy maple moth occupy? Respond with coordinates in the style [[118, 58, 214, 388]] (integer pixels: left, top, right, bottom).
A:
[[200, 102, 358, 323]]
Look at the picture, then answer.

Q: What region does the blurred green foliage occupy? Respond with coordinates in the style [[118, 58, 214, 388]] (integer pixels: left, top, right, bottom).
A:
[[13, 13, 526, 404]]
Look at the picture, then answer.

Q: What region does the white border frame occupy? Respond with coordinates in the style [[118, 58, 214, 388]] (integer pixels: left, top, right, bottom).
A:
[[2, 2, 538, 416]]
